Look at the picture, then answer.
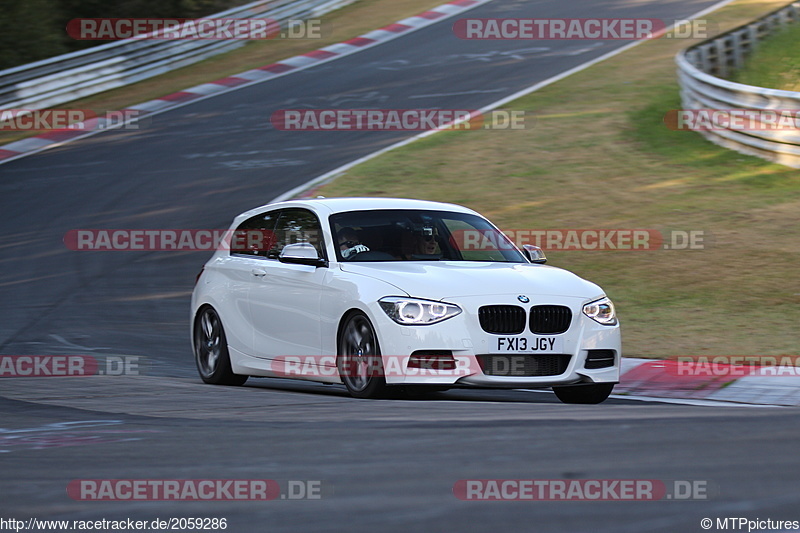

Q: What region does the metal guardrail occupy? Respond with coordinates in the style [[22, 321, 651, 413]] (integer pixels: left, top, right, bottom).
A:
[[676, 2, 800, 168], [0, 0, 357, 110]]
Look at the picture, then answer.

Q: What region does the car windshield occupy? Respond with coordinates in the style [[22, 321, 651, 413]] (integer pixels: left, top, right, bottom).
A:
[[330, 209, 527, 262]]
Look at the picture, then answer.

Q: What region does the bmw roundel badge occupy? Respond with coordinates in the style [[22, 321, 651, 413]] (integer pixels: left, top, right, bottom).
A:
[[518, 295, 530, 303]]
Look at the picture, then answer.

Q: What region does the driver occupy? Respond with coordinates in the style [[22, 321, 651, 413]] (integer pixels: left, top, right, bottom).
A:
[[338, 227, 370, 259]]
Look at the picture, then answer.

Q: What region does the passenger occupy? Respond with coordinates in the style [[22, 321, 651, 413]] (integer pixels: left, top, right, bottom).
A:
[[398, 226, 440, 259], [414, 227, 440, 256]]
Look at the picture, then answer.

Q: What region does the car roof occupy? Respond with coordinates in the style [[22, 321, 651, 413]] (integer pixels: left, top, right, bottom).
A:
[[236, 197, 480, 222]]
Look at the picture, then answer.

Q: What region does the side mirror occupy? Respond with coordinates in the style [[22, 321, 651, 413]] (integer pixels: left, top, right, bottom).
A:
[[279, 243, 327, 267], [522, 244, 547, 264]]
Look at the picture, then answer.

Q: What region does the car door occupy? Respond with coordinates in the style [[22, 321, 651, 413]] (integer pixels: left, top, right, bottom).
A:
[[249, 208, 328, 358], [220, 210, 280, 356]]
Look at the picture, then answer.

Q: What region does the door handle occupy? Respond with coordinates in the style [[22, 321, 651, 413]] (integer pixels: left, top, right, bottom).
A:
[[251, 269, 267, 277]]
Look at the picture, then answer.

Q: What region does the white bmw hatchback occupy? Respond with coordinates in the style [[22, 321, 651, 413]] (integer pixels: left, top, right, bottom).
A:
[[191, 197, 621, 403]]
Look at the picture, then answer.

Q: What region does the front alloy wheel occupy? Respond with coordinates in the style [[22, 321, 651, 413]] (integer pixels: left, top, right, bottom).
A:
[[338, 313, 386, 399], [194, 306, 247, 386]]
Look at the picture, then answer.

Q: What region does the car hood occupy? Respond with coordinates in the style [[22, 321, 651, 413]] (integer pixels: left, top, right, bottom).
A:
[[339, 261, 604, 301]]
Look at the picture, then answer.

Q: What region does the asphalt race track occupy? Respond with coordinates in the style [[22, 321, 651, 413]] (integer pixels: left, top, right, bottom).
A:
[[4, 0, 800, 531], [3, 380, 800, 532]]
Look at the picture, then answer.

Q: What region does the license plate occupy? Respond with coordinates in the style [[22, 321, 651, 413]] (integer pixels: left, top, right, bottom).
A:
[[491, 336, 563, 354]]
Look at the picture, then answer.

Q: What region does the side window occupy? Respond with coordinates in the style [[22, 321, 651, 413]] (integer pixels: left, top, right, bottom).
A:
[[268, 209, 325, 259], [230, 211, 279, 257]]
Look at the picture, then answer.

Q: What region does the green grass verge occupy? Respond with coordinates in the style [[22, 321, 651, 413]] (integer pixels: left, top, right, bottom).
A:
[[316, 0, 800, 358], [732, 18, 800, 90]]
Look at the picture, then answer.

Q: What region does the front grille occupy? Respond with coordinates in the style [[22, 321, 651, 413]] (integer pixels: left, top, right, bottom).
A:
[[479, 305, 526, 334], [529, 305, 572, 334], [477, 354, 571, 376], [584, 349, 615, 369]]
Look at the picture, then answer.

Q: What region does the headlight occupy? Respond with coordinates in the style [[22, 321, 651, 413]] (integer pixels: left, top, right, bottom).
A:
[[379, 297, 461, 325], [583, 297, 617, 325]]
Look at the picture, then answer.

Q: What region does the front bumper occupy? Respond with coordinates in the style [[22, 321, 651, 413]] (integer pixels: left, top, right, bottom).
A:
[[370, 294, 621, 388]]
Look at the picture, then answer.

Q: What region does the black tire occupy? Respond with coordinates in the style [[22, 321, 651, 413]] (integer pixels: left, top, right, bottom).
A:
[[553, 383, 614, 404], [194, 306, 248, 386], [337, 312, 386, 399]]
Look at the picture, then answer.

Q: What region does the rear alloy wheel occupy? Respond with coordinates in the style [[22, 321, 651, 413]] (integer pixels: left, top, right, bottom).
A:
[[338, 313, 386, 399], [553, 383, 614, 404], [194, 306, 247, 386]]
